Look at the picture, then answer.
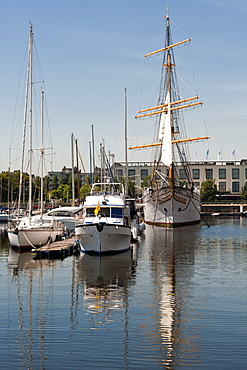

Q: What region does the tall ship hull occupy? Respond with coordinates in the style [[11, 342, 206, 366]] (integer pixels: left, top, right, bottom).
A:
[[143, 186, 201, 227]]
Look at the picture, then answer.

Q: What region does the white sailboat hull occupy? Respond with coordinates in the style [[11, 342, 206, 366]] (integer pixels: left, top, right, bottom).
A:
[[75, 223, 131, 254], [143, 186, 201, 227], [7, 224, 63, 249]]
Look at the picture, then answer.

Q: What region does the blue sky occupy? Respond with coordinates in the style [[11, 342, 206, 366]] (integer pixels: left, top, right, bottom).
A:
[[0, 0, 247, 174]]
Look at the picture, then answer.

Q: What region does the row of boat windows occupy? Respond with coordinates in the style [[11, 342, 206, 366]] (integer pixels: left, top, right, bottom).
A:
[[48, 211, 73, 217], [86, 207, 123, 218], [180, 168, 242, 180]]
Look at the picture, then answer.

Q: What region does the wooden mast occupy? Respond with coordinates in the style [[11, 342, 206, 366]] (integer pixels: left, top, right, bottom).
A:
[[166, 18, 174, 189]]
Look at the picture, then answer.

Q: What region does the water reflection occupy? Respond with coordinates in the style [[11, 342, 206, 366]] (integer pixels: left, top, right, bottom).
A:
[[76, 250, 137, 317], [144, 224, 202, 368], [6, 247, 67, 369], [8, 247, 35, 270]]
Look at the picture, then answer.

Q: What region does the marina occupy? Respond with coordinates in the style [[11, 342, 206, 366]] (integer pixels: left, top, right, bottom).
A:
[[0, 3, 247, 369], [1, 217, 247, 369]]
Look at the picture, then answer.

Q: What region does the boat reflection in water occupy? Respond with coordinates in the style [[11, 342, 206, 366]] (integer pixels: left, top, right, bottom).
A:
[[5, 222, 204, 368], [144, 223, 202, 367], [8, 247, 36, 270], [76, 249, 137, 317]]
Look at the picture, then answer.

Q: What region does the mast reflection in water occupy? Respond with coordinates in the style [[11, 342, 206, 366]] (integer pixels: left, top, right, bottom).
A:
[[2, 218, 247, 369], [145, 224, 202, 368]]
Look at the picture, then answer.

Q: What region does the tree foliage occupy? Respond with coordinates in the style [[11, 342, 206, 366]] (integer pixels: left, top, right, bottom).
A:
[[240, 185, 247, 200], [200, 179, 218, 201], [80, 183, 91, 201]]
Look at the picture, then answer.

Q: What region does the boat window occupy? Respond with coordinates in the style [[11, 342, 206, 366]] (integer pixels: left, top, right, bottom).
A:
[[49, 211, 71, 217], [100, 208, 110, 217], [86, 208, 96, 217], [111, 208, 123, 218], [85, 207, 110, 217]]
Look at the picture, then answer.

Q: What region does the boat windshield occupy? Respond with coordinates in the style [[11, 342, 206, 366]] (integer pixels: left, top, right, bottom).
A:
[[85, 207, 123, 218], [111, 208, 123, 218]]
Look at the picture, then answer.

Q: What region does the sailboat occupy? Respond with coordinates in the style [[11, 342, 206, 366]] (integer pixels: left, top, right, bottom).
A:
[[7, 24, 63, 249], [129, 11, 209, 227]]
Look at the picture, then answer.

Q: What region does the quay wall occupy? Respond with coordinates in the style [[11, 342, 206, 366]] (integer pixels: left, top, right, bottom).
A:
[[201, 203, 247, 216]]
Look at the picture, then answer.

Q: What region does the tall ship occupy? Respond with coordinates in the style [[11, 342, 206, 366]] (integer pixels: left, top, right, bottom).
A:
[[130, 11, 209, 227]]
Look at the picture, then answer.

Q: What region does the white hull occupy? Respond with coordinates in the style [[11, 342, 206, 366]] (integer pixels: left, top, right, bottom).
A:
[[7, 224, 63, 249], [43, 206, 83, 232], [75, 223, 131, 254], [143, 186, 201, 227]]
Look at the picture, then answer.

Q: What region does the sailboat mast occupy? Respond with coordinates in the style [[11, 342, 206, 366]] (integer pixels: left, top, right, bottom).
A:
[[91, 125, 95, 183], [28, 24, 33, 218], [40, 90, 44, 217], [124, 88, 128, 195], [75, 139, 80, 205], [71, 133, 75, 206]]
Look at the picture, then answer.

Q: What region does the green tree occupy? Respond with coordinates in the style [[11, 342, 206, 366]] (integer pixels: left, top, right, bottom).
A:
[[200, 179, 218, 201], [80, 183, 91, 201], [52, 174, 58, 190], [33, 175, 41, 201], [59, 175, 67, 185], [240, 184, 247, 200], [141, 175, 150, 189], [128, 178, 136, 198], [57, 184, 71, 201], [43, 175, 50, 202], [49, 189, 60, 199]]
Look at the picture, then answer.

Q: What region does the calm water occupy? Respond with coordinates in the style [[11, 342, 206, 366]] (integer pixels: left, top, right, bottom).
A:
[[0, 218, 247, 369]]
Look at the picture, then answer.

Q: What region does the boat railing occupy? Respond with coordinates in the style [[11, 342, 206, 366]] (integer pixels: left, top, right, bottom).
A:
[[90, 183, 125, 196]]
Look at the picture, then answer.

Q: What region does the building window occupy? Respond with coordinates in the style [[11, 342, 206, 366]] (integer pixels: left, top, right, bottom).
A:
[[232, 182, 240, 192], [245, 169, 247, 179], [179, 169, 186, 179], [128, 169, 135, 179], [219, 182, 226, 192], [117, 169, 123, 177], [206, 169, 213, 179], [232, 168, 239, 179], [219, 169, 226, 179], [192, 169, 200, 179], [141, 169, 148, 180]]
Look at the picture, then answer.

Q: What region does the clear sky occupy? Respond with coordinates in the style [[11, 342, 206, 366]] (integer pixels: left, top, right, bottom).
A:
[[0, 0, 246, 175]]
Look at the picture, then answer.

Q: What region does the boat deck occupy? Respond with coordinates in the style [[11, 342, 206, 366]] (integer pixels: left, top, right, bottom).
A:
[[34, 235, 80, 259]]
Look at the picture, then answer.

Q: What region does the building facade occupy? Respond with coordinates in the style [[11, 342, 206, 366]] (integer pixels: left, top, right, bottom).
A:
[[114, 160, 247, 195]]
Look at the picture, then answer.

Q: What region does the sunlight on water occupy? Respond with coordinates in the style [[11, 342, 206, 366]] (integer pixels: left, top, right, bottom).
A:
[[0, 217, 247, 369]]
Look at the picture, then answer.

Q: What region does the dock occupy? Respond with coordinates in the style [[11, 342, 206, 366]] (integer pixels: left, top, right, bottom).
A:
[[34, 235, 80, 259], [201, 203, 247, 216]]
